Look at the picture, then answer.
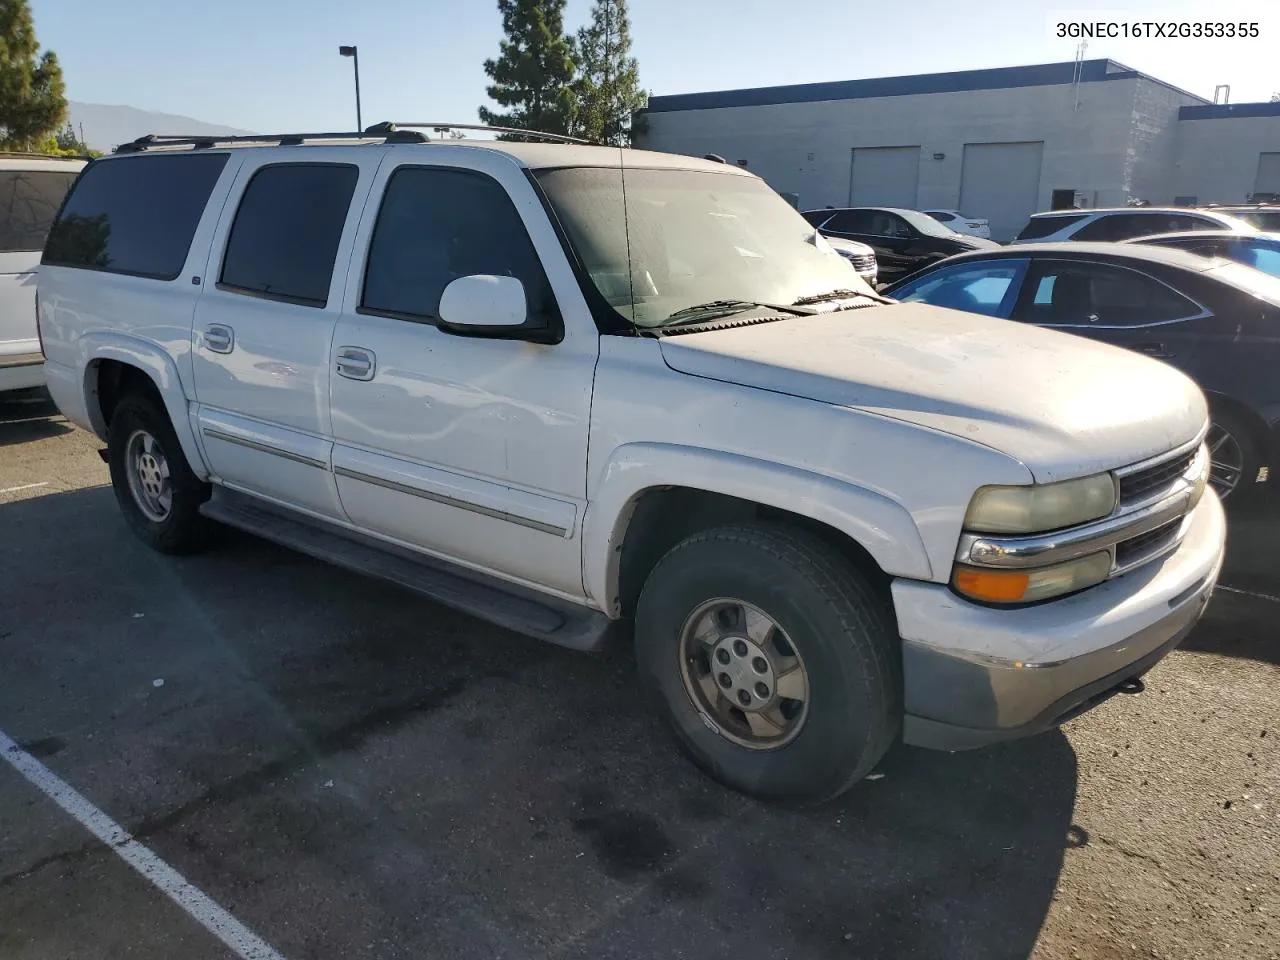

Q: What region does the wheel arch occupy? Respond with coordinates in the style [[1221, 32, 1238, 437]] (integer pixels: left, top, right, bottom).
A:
[[583, 442, 933, 617], [1203, 389, 1272, 484], [80, 335, 209, 480]]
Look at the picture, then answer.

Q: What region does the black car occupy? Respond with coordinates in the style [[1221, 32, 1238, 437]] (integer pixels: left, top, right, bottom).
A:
[[1124, 230, 1280, 280], [881, 241, 1280, 501], [800, 206, 996, 283]]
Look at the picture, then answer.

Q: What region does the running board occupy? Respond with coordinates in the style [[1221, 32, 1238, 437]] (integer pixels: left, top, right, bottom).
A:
[[199, 488, 616, 652]]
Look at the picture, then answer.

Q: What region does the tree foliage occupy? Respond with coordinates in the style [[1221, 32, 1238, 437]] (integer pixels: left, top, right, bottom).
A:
[[478, 0, 577, 140], [0, 0, 66, 150], [573, 0, 647, 145]]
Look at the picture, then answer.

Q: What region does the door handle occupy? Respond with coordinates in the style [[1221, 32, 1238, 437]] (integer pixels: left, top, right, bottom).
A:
[[1134, 341, 1174, 359], [335, 346, 376, 381], [203, 324, 234, 354]]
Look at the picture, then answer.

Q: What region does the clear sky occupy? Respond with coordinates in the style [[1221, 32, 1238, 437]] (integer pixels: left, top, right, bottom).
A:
[[28, 0, 1280, 133]]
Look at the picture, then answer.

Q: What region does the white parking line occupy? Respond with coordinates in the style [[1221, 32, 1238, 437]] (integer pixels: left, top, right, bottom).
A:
[[1216, 584, 1280, 605], [0, 482, 49, 495], [0, 730, 289, 960]]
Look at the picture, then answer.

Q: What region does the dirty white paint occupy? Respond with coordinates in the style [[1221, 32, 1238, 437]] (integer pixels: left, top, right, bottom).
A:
[[0, 730, 289, 960]]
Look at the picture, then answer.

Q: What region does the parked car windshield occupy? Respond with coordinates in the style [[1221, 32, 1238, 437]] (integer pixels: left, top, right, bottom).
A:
[[892, 208, 962, 239], [532, 165, 874, 328]]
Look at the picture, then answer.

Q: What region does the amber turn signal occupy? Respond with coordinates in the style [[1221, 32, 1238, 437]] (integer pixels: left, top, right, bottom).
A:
[[953, 567, 1032, 603]]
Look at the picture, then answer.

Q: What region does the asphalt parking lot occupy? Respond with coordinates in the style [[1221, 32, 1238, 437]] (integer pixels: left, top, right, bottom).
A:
[[1, 391, 1276, 960]]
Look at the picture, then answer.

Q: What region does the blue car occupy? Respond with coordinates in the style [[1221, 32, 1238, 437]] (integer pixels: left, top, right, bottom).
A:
[[1123, 229, 1280, 280]]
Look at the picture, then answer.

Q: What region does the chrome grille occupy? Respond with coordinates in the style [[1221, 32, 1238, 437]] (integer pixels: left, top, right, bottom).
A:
[[841, 252, 877, 272], [1114, 517, 1183, 572], [1118, 449, 1197, 508]]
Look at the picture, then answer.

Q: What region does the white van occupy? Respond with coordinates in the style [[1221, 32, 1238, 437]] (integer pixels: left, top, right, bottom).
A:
[[0, 153, 86, 394]]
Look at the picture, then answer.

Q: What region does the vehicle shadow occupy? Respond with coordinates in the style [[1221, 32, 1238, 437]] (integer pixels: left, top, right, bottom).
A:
[[0, 392, 71, 446], [0, 486, 1078, 960], [1179, 493, 1280, 666]]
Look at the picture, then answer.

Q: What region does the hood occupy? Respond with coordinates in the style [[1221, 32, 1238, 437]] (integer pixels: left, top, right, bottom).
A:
[[656, 302, 1207, 482], [825, 236, 876, 256], [952, 235, 1000, 249]]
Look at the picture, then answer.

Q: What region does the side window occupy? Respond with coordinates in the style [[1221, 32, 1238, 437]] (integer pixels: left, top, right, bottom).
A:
[[1013, 261, 1202, 327], [1168, 215, 1221, 233], [928, 211, 955, 222], [219, 163, 358, 307], [824, 210, 870, 233], [361, 166, 559, 327], [43, 153, 229, 279], [864, 212, 911, 237], [1234, 241, 1280, 278], [0, 170, 81, 252], [892, 261, 1024, 317], [1073, 214, 1142, 242]]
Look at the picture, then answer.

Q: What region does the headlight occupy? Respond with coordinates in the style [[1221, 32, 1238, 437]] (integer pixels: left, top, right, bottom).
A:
[[953, 551, 1112, 605], [963, 472, 1118, 535]]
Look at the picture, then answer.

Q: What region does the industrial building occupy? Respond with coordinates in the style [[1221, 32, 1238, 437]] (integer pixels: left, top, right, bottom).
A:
[[634, 59, 1280, 241]]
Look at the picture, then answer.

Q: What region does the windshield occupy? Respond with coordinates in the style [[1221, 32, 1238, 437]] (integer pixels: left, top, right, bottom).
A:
[[891, 207, 963, 239], [532, 166, 875, 328]]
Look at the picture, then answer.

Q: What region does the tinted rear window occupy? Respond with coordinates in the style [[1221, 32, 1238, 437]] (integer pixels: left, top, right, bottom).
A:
[[1015, 214, 1087, 241], [800, 210, 833, 227], [219, 163, 358, 307], [43, 153, 229, 279], [0, 169, 81, 252]]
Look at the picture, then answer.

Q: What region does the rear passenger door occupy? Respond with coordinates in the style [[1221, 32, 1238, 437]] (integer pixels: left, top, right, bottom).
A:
[[1009, 258, 1208, 368], [326, 154, 598, 599], [190, 151, 384, 518]]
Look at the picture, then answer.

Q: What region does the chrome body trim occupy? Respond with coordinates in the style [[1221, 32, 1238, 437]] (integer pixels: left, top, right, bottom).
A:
[[332, 465, 569, 538], [0, 351, 43, 368], [201, 427, 328, 469]]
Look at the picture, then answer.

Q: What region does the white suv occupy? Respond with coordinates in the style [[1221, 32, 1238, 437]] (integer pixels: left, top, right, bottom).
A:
[[0, 153, 85, 393], [37, 125, 1226, 804], [1011, 206, 1257, 244]]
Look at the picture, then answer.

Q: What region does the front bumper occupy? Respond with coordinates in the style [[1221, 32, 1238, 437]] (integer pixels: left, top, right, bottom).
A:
[[893, 488, 1226, 751]]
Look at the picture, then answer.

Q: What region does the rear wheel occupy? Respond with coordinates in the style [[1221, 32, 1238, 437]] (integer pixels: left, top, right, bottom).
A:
[[107, 392, 213, 554], [634, 522, 901, 805]]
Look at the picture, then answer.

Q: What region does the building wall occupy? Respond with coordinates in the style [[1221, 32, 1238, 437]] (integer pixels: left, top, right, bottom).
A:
[[636, 78, 1147, 234], [1123, 78, 1204, 204], [1173, 114, 1280, 204]]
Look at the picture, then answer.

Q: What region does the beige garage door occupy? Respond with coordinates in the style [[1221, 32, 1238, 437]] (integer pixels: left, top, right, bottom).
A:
[[1255, 153, 1280, 198], [849, 146, 920, 208], [959, 141, 1045, 242]]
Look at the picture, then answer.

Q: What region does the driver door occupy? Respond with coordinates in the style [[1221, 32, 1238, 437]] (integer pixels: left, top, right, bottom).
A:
[[326, 156, 598, 599]]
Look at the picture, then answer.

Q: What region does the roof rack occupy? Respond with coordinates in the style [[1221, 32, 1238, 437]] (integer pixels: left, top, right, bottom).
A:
[[112, 121, 595, 154], [386, 122, 595, 145]]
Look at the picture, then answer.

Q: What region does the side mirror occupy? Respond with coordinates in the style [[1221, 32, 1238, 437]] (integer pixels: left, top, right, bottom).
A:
[[437, 274, 553, 342]]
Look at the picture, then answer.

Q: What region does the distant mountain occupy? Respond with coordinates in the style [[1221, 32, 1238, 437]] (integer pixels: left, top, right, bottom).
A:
[[66, 101, 256, 153]]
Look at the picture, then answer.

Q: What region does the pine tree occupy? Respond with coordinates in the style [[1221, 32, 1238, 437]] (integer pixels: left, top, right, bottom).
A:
[[0, 0, 66, 150], [478, 0, 577, 140], [573, 0, 648, 145]]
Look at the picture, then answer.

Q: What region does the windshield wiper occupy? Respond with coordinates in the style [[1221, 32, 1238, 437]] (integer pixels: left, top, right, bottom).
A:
[[791, 288, 879, 306], [659, 299, 808, 326]]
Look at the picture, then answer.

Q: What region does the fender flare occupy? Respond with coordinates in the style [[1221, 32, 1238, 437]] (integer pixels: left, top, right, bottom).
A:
[[79, 333, 210, 480], [581, 441, 933, 614]]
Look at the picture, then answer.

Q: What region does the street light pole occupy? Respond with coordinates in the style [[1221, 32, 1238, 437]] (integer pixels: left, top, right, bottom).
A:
[[338, 45, 362, 131]]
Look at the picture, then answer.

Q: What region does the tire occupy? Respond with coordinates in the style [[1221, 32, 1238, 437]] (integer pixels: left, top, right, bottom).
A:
[[1207, 406, 1263, 505], [106, 391, 213, 554], [633, 521, 902, 805]]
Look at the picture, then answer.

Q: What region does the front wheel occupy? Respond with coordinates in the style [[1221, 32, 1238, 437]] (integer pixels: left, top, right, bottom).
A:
[[107, 393, 213, 554], [634, 522, 902, 805], [1206, 408, 1263, 503]]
